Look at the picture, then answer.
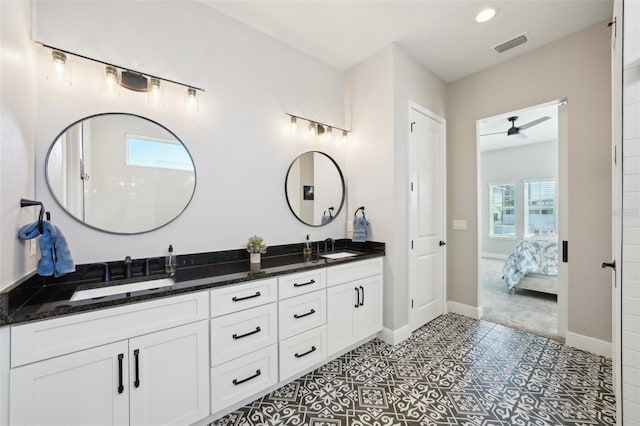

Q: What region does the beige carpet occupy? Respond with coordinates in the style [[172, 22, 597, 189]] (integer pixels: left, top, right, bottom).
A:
[[480, 258, 560, 340]]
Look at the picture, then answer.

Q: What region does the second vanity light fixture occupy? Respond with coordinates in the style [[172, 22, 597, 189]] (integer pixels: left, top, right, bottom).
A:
[[44, 45, 204, 113], [287, 113, 350, 142]]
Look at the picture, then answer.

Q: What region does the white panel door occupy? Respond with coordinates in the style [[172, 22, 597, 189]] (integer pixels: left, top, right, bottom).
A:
[[356, 275, 383, 339], [129, 320, 209, 426], [409, 104, 446, 331], [10, 340, 129, 426], [327, 282, 358, 356]]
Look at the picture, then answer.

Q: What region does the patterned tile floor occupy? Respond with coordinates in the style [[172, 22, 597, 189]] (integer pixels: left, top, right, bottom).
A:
[[212, 313, 616, 426]]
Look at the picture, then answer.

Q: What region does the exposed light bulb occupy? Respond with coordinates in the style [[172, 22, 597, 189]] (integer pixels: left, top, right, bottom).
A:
[[326, 127, 333, 141], [476, 8, 496, 23], [103, 66, 120, 97], [290, 116, 298, 133], [147, 78, 161, 105], [308, 122, 316, 137], [47, 50, 71, 85], [184, 87, 198, 113], [342, 130, 348, 143]]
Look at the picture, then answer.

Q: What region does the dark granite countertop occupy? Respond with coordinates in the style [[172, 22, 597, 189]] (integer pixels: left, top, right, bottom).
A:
[[0, 239, 384, 326]]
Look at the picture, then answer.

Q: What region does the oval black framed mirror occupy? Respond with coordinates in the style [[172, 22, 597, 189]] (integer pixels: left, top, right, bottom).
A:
[[285, 151, 345, 226], [45, 113, 196, 234]]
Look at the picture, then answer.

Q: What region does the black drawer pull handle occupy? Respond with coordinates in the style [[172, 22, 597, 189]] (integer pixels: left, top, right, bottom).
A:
[[233, 326, 261, 340], [359, 285, 364, 306], [293, 279, 315, 287], [117, 353, 124, 394], [133, 349, 140, 388], [295, 345, 317, 358], [354, 287, 359, 308], [233, 369, 261, 386], [294, 309, 316, 319], [232, 291, 261, 302]]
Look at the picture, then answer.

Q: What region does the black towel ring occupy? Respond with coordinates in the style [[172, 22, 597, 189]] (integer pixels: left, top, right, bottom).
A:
[[20, 198, 46, 234], [328, 207, 335, 218], [354, 206, 366, 219]]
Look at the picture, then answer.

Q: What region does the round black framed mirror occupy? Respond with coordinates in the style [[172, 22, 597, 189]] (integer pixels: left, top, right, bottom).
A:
[[285, 151, 345, 226], [45, 113, 196, 234]]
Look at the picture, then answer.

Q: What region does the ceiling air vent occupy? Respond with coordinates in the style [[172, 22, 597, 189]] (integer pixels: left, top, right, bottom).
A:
[[494, 33, 529, 53]]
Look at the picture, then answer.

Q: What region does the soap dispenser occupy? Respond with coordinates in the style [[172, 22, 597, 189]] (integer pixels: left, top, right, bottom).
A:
[[165, 244, 177, 275], [303, 235, 312, 256]]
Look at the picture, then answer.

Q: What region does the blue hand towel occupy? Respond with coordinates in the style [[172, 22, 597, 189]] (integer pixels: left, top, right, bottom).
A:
[[321, 214, 331, 225], [19, 221, 75, 277], [352, 215, 369, 242]]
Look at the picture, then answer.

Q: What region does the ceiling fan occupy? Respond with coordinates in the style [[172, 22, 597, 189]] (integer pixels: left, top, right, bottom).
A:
[[481, 115, 551, 139]]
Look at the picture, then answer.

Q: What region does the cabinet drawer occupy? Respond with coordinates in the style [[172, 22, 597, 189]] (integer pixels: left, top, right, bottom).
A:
[[279, 290, 326, 340], [326, 258, 383, 287], [210, 278, 277, 317], [211, 303, 277, 366], [279, 325, 327, 382], [278, 269, 326, 300], [211, 344, 278, 413], [11, 291, 209, 367]]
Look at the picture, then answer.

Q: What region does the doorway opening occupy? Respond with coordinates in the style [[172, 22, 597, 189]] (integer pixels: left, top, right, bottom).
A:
[[476, 101, 566, 339]]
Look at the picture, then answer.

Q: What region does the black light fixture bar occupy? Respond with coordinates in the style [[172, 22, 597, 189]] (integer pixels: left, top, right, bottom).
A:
[[286, 113, 350, 134], [40, 43, 205, 92]]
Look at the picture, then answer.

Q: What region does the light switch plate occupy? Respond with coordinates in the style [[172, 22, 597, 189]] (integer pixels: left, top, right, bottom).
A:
[[452, 220, 468, 231], [30, 239, 36, 256]]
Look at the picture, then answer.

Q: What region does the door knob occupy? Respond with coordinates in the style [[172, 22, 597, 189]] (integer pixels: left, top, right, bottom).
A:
[[601, 260, 616, 270], [439, 241, 446, 247]]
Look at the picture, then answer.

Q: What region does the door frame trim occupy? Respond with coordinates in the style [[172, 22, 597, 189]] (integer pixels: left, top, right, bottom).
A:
[[407, 101, 447, 332]]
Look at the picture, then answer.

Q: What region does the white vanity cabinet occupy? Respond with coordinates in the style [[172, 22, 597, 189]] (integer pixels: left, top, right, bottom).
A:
[[210, 278, 279, 413], [9, 292, 210, 426], [326, 258, 383, 356]]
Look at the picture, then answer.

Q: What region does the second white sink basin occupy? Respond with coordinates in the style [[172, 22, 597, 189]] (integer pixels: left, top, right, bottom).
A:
[[321, 252, 358, 260], [70, 278, 175, 302]]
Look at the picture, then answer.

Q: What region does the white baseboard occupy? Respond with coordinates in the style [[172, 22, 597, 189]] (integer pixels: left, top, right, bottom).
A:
[[378, 325, 412, 346], [447, 301, 483, 319], [481, 252, 508, 260], [565, 332, 612, 358]]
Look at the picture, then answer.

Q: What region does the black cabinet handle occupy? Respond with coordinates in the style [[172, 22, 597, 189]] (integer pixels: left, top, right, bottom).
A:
[[295, 345, 317, 358], [117, 353, 124, 394], [359, 285, 364, 306], [439, 241, 446, 246], [294, 309, 316, 319], [354, 287, 359, 308], [133, 349, 140, 388], [233, 326, 261, 340], [293, 279, 315, 288], [232, 291, 261, 302], [233, 369, 261, 386]]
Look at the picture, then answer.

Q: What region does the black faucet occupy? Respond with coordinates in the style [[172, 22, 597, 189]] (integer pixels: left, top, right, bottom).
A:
[[324, 238, 335, 252], [124, 256, 133, 279]]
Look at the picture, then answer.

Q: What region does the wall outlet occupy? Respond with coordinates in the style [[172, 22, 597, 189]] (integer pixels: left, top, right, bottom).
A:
[[30, 239, 37, 256], [452, 220, 468, 231]]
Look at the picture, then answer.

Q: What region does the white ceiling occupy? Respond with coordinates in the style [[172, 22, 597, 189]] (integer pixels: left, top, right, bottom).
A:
[[478, 103, 558, 152], [202, 0, 612, 82]]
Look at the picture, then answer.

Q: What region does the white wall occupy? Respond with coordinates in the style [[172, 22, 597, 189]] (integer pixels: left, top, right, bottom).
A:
[[447, 22, 612, 342], [345, 44, 447, 332], [480, 141, 558, 256], [32, 0, 347, 264], [0, 0, 37, 290]]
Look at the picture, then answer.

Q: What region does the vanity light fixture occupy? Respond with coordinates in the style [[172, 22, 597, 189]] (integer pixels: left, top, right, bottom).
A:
[[286, 113, 350, 143], [103, 66, 120, 96], [40, 44, 204, 111], [47, 50, 72, 85], [184, 87, 198, 113]]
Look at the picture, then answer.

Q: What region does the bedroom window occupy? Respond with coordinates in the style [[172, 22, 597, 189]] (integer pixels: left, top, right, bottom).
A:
[[525, 180, 556, 235], [489, 183, 515, 236]]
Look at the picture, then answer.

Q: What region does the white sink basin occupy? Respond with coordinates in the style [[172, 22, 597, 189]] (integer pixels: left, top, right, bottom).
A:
[[321, 252, 358, 260], [70, 278, 175, 302]]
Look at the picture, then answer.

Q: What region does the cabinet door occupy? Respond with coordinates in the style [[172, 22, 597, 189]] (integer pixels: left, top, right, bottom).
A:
[[327, 282, 358, 356], [10, 340, 129, 426], [129, 320, 209, 426], [357, 275, 383, 339]]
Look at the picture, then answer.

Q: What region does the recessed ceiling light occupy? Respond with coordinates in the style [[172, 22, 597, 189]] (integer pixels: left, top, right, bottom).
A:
[[476, 8, 496, 23]]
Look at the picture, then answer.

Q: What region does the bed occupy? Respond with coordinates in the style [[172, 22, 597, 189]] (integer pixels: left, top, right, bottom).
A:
[[502, 235, 558, 295]]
